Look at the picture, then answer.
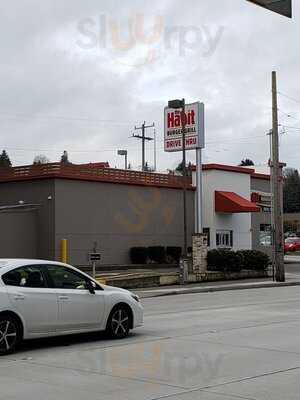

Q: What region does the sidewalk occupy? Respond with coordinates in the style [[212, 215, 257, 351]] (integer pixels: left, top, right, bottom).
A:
[[133, 272, 300, 298]]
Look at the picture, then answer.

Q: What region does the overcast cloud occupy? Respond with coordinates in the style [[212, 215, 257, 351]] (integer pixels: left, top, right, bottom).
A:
[[0, 0, 299, 171]]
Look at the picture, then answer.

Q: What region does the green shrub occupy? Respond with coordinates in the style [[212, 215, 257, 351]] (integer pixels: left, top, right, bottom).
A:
[[207, 249, 225, 271], [237, 250, 270, 271], [130, 247, 148, 264], [148, 246, 166, 264], [166, 247, 182, 263], [207, 249, 242, 272]]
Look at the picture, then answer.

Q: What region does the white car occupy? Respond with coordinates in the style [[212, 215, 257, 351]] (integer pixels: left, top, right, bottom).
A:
[[0, 259, 143, 355]]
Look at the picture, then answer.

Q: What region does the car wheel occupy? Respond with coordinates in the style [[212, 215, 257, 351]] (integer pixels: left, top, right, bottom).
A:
[[106, 306, 131, 339], [0, 316, 20, 356]]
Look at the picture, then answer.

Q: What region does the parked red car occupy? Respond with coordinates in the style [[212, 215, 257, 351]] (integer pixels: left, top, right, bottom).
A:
[[284, 237, 300, 253]]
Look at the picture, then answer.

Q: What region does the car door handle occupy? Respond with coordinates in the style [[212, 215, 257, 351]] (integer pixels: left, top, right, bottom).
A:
[[59, 295, 69, 300], [14, 294, 25, 300]]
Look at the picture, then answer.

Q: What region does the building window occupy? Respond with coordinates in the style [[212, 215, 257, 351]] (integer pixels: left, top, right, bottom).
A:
[[203, 228, 210, 247], [259, 224, 272, 246], [216, 230, 233, 248]]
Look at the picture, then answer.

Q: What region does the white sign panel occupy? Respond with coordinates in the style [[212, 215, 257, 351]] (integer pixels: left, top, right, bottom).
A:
[[164, 102, 205, 152]]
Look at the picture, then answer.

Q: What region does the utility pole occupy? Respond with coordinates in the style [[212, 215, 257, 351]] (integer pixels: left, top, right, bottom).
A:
[[271, 71, 285, 282], [153, 128, 157, 172], [133, 122, 155, 171], [267, 129, 275, 280]]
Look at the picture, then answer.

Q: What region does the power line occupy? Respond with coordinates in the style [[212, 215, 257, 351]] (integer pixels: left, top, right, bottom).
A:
[[1, 135, 268, 155], [0, 110, 137, 126], [279, 125, 300, 131], [278, 91, 300, 105], [278, 108, 300, 121]]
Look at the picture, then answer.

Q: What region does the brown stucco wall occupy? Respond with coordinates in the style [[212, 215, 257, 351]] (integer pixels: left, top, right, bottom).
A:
[[0, 179, 55, 259], [0, 209, 38, 258], [54, 179, 195, 265]]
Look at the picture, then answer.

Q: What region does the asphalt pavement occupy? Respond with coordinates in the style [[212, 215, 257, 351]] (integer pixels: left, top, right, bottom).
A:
[[2, 285, 300, 399]]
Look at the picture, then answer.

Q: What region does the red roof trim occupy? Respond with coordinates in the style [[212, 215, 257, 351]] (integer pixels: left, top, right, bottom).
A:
[[0, 163, 194, 191], [79, 162, 110, 168], [203, 164, 255, 175], [215, 191, 260, 213], [191, 163, 254, 175], [192, 163, 271, 180]]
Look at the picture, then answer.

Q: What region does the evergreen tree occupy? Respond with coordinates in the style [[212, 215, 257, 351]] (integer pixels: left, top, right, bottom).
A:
[[283, 168, 300, 213], [60, 150, 70, 164], [0, 150, 12, 168], [175, 161, 193, 177]]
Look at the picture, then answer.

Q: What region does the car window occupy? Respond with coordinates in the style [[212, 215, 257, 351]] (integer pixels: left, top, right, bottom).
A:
[[46, 265, 89, 290], [286, 238, 296, 243], [2, 265, 46, 288]]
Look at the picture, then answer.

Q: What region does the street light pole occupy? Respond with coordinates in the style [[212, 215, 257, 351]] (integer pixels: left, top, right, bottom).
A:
[[168, 98, 189, 258], [117, 150, 128, 170], [181, 99, 188, 258]]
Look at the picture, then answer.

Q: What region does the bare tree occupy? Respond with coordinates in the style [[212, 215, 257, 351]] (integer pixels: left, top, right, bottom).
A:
[[33, 154, 50, 165]]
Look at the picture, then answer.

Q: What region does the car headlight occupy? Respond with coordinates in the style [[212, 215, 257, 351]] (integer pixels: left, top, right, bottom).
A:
[[131, 294, 140, 303]]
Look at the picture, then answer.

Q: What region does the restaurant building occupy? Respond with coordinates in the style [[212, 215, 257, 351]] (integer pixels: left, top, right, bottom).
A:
[[0, 162, 271, 265]]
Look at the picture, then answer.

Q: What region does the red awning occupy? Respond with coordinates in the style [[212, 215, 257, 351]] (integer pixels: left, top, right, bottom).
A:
[[215, 191, 260, 213]]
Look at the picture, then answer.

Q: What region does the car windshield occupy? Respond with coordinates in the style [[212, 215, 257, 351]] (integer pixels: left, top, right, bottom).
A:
[[286, 238, 299, 243]]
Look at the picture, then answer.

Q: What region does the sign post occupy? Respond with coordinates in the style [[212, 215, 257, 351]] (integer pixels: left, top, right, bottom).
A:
[[196, 103, 205, 234], [164, 101, 205, 236], [195, 148, 203, 234], [89, 253, 101, 278]]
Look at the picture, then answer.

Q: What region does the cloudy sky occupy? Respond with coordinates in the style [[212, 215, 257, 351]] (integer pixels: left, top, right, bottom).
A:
[[0, 0, 299, 172]]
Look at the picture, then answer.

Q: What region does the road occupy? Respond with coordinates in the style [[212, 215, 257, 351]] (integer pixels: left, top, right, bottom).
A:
[[2, 286, 300, 399]]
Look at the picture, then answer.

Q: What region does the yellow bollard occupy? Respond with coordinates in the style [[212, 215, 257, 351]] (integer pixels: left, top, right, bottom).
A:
[[61, 239, 68, 264]]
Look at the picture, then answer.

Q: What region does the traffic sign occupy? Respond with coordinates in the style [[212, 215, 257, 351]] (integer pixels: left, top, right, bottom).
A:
[[89, 253, 101, 262]]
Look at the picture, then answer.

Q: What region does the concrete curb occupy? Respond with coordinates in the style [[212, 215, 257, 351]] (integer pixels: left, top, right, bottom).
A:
[[137, 280, 300, 298]]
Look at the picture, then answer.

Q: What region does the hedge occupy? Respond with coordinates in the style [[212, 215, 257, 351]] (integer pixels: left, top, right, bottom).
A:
[[236, 250, 270, 271], [148, 246, 166, 264], [207, 249, 270, 272], [130, 247, 148, 264], [207, 249, 242, 273], [130, 246, 183, 264], [166, 247, 182, 263]]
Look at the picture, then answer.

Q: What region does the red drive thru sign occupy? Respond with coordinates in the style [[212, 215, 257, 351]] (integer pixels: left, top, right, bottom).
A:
[[164, 102, 205, 152]]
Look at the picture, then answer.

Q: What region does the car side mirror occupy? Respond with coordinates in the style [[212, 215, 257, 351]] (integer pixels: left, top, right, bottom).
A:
[[86, 280, 95, 294]]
